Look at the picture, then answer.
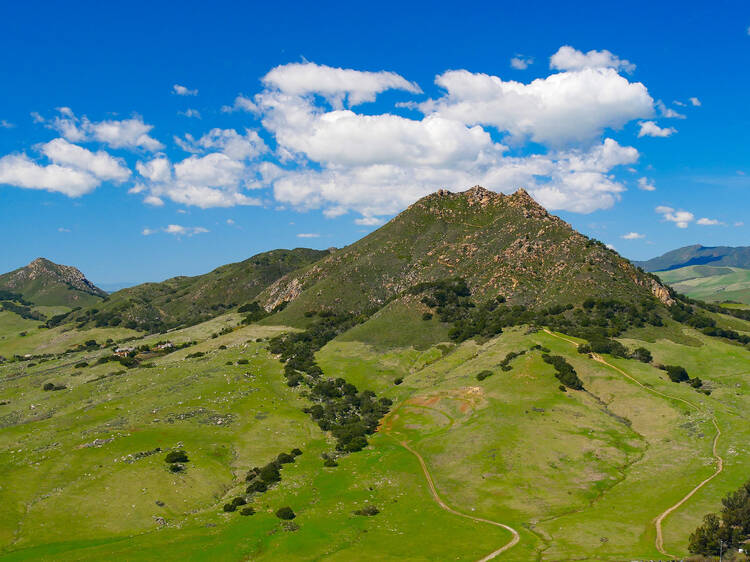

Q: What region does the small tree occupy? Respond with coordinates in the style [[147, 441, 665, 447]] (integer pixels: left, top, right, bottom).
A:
[[276, 506, 296, 520], [165, 450, 189, 463], [240, 506, 255, 516]]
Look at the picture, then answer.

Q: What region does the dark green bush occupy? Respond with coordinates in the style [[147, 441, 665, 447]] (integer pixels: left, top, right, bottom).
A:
[[275, 506, 296, 520], [165, 450, 189, 463], [240, 506, 255, 516]]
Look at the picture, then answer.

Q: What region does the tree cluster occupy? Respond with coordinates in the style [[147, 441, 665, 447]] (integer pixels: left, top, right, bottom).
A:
[[690, 479, 750, 555]]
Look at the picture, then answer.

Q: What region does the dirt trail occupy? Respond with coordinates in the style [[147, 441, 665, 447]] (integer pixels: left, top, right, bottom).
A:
[[397, 439, 520, 561], [381, 403, 519, 560], [542, 328, 723, 558]]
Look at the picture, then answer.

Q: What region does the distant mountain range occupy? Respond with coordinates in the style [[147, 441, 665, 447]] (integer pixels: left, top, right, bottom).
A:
[[635, 245, 750, 272]]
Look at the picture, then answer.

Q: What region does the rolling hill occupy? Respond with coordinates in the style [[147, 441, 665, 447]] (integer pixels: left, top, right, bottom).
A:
[[260, 186, 672, 324], [1, 186, 749, 561], [636, 244, 750, 272], [656, 265, 750, 305], [77, 248, 330, 331], [0, 258, 106, 307]]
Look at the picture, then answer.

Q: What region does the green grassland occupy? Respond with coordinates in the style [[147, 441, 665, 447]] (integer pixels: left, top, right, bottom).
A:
[[657, 265, 750, 305], [1, 302, 750, 560]]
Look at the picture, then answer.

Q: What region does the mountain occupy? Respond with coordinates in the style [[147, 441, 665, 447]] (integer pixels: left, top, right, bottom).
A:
[[636, 244, 750, 272], [80, 248, 330, 331], [656, 265, 750, 305], [260, 186, 672, 322], [0, 257, 106, 307]]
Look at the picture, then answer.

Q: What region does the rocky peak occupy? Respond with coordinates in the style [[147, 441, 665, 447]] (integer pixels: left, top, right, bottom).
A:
[[5, 258, 106, 297]]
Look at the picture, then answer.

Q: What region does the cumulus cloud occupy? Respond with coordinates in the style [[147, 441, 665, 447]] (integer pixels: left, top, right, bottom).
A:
[[39, 138, 130, 182], [0, 154, 99, 196], [134, 153, 263, 208], [621, 232, 645, 239], [510, 55, 533, 70], [0, 139, 129, 197], [689, 97, 701, 107], [697, 217, 724, 226], [550, 45, 636, 73], [638, 121, 677, 138], [656, 205, 694, 228], [45, 108, 164, 151], [637, 177, 656, 191], [262, 62, 422, 108], [175, 128, 267, 160], [173, 84, 198, 96], [0, 120, 14, 128], [222, 95, 259, 113], [419, 67, 653, 146]]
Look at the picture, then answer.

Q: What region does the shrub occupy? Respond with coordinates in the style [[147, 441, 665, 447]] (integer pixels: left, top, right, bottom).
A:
[[558, 385, 567, 392], [259, 462, 281, 483], [169, 464, 184, 473], [237, 358, 249, 365], [393, 377, 403, 385], [631, 347, 653, 363], [277, 452, 295, 464], [165, 450, 189, 463], [476, 370, 493, 381], [246, 480, 267, 493], [324, 458, 338, 467], [422, 312, 433, 321], [240, 506, 255, 516], [223, 503, 236, 512], [291, 448, 303, 456], [231, 497, 247, 507], [665, 365, 689, 383], [42, 382, 55, 391], [74, 361, 89, 368], [275, 506, 296, 520]]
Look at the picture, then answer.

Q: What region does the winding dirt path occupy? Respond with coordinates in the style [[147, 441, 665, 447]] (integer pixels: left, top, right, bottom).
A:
[[542, 328, 724, 558], [381, 403, 520, 560]]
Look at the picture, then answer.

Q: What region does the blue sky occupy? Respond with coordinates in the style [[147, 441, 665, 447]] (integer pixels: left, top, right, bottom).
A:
[[0, 0, 748, 287]]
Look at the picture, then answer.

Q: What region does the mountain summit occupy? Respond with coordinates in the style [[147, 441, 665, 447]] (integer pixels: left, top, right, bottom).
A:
[[0, 257, 106, 306], [260, 186, 672, 320]]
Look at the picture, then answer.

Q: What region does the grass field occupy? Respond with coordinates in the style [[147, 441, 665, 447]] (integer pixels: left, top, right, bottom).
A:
[[1, 305, 749, 560], [657, 265, 750, 305]]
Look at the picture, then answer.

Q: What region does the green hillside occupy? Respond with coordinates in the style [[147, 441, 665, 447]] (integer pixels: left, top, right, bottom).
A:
[[75, 248, 330, 332], [657, 265, 750, 305], [0, 258, 105, 308], [636, 244, 750, 272], [260, 187, 672, 325], [1, 187, 749, 560]]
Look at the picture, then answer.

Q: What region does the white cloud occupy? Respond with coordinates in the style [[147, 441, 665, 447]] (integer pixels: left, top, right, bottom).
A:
[[637, 177, 656, 191], [57, 227, 71, 233], [164, 224, 208, 236], [296, 232, 320, 238], [39, 138, 130, 182], [735, 221, 744, 227], [175, 128, 267, 160], [178, 109, 201, 118], [621, 232, 645, 239], [143, 195, 164, 206], [222, 95, 259, 113], [689, 97, 701, 107], [419, 67, 653, 146], [656, 205, 694, 228], [0, 153, 99, 197], [134, 153, 263, 208], [173, 84, 198, 96], [354, 216, 384, 226], [656, 100, 686, 119], [549, 45, 636, 73], [226, 218, 234, 225], [0, 120, 14, 129], [262, 62, 422, 108], [46, 108, 164, 151], [697, 217, 724, 226], [638, 121, 676, 138], [142, 228, 156, 236], [510, 55, 533, 70]]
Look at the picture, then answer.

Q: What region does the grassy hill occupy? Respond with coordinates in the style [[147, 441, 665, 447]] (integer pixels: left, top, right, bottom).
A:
[[656, 265, 750, 305], [75, 248, 330, 332], [1, 187, 749, 560], [0, 258, 105, 308], [260, 187, 671, 325], [636, 244, 750, 272]]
